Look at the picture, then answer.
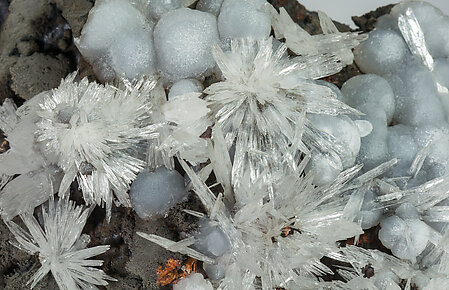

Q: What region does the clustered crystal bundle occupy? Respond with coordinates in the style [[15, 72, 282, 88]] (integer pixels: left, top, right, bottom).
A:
[[1, 0, 449, 289]]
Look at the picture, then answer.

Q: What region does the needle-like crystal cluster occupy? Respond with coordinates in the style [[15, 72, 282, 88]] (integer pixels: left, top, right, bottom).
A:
[[205, 37, 361, 189], [0, 73, 159, 222], [6, 198, 115, 289], [36, 73, 159, 220], [138, 126, 367, 289]]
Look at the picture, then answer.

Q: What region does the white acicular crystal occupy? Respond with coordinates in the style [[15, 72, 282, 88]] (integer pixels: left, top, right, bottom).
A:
[[205, 37, 359, 188], [354, 29, 409, 76], [159, 93, 211, 163], [265, 4, 367, 65], [129, 166, 188, 219], [379, 203, 430, 262], [76, 0, 156, 82], [35, 73, 158, 220], [138, 126, 366, 289], [154, 8, 220, 82], [173, 273, 213, 290], [0, 166, 62, 220], [6, 198, 115, 289], [0, 95, 47, 176], [168, 79, 204, 101], [0, 95, 63, 220], [218, 0, 271, 47]]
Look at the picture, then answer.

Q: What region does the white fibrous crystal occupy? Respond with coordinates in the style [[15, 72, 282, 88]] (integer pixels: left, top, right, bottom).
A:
[[6, 198, 115, 289], [129, 166, 188, 219], [379, 203, 430, 262], [0, 96, 46, 176], [159, 93, 211, 163], [154, 8, 220, 82], [76, 0, 156, 82], [265, 4, 367, 65], [35, 73, 158, 220], [341, 244, 449, 290], [218, 0, 271, 47], [168, 79, 204, 101], [0, 95, 63, 220], [138, 126, 366, 290], [173, 273, 213, 290], [0, 166, 62, 220], [204, 37, 359, 188]]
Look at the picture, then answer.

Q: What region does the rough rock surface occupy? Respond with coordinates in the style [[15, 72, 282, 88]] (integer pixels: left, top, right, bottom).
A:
[[0, 0, 76, 102], [10, 53, 70, 100], [50, 0, 93, 38]]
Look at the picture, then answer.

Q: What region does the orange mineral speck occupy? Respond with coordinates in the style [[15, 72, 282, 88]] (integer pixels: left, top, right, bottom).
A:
[[156, 257, 198, 286], [156, 258, 181, 286]]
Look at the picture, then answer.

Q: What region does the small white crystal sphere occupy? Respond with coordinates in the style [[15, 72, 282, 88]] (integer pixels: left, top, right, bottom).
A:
[[168, 79, 204, 100], [218, 0, 271, 47], [355, 189, 383, 229], [309, 114, 362, 168], [393, 64, 446, 126], [388, 1, 449, 58], [173, 273, 213, 290], [354, 29, 409, 76], [130, 167, 187, 219], [203, 261, 226, 280], [342, 74, 395, 124], [195, 221, 230, 257], [355, 104, 388, 171], [379, 204, 430, 261], [154, 8, 220, 82], [76, 0, 156, 81], [386, 125, 418, 173], [307, 152, 343, 186]]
